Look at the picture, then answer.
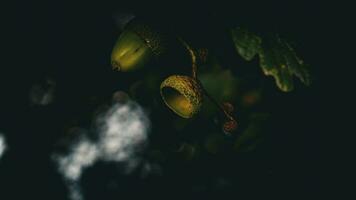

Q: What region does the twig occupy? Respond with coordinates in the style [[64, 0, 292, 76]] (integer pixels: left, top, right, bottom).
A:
[[178, 37, 236, 122], [199, 80, 235, 121], [178, 37, 197, 79]]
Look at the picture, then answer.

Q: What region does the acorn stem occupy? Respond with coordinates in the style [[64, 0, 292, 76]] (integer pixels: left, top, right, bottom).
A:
[[199, 80, 235, 122], [178, 37, 197, 79], [178, 37, 236, 123]]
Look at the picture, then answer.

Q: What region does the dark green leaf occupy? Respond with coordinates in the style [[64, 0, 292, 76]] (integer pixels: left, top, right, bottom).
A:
[[259, 35, 311, 92], [231, 27, 262, 61], [230, 27, 311, 92]]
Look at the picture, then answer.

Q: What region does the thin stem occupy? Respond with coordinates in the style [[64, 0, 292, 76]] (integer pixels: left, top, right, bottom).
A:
[[178, 37, 197, 79], [178, 37, 236, 122], [198, 80, 235, 121]]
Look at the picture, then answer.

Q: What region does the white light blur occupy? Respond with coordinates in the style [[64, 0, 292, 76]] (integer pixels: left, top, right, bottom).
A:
[[56, 137, 99, 181], [53, 100, 150, 200], [0, 134, 7, 160]]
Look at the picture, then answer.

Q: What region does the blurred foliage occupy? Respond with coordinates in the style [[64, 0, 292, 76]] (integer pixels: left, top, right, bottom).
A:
[[198, 58, 241, 119], [200, 69, 240, 103], [176, 143, 201, 161], [240, 89, 262, 108], [204, 133, 225, 155], [234, 113, 271, 152]]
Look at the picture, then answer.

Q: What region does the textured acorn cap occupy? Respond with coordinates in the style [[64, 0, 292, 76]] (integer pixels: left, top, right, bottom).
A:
[[127, 22, 166, 57], [160, 75, 203, 118]]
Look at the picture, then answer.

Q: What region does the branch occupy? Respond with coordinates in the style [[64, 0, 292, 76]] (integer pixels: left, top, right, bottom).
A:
[[177, 37, 197, 79], [178, 37, 237, 125]]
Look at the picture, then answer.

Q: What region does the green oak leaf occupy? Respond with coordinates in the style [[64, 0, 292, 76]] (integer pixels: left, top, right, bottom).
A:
[[259, 35, 311, 92], [231, 27, 311, 92], [231, 27, 262, 61]]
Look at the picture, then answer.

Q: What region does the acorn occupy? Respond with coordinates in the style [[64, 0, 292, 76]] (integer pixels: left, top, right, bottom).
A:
[[222, 102, 234, 114], [223, 119, 238, 135], [160, 75, 203, 119], [111, 20, 166, 72]]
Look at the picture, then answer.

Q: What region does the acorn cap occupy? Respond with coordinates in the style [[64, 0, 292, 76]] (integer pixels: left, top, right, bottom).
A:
[[160, 75, 203, 118], [111, 19, 167, 72], [127, 21, 166, 57]]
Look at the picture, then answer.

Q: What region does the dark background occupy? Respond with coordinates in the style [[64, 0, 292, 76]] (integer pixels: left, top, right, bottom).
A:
[[1, 0, 345, 199]]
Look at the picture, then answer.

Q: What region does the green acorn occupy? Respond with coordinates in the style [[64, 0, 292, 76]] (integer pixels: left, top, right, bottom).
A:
[[160, 75, 203, 119], [111, 20, 165, 72]]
